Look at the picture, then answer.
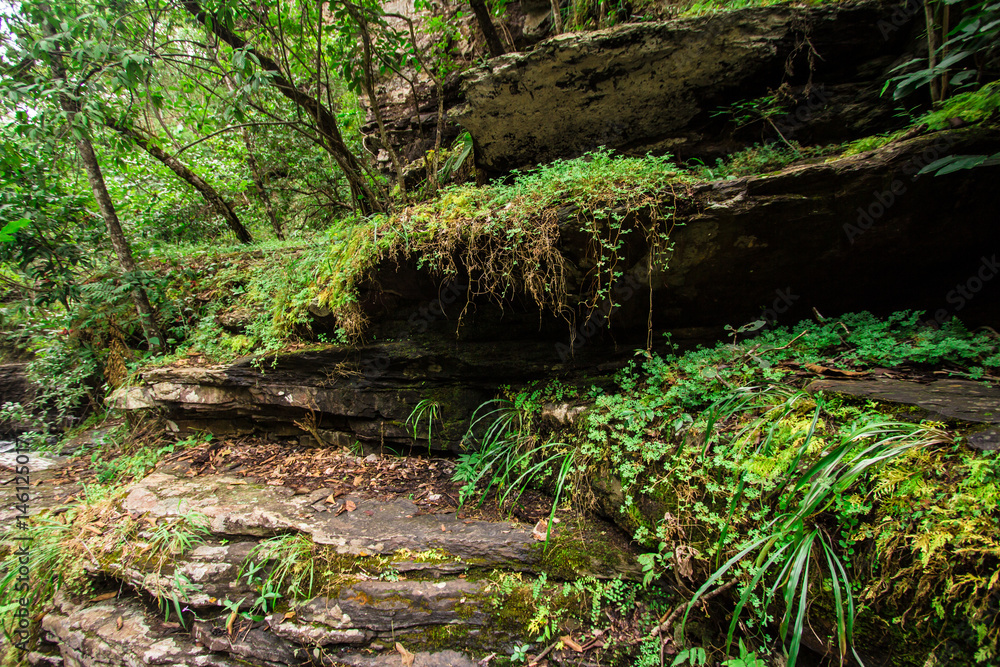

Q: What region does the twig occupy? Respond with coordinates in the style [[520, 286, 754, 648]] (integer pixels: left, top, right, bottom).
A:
[[656, 578, 739, 667], [652, 578, 739, 638], [528, 639, 561, 666], [763, 329, 809, 353]]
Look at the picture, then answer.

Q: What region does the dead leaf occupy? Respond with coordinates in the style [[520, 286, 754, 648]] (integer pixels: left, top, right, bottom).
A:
[[562, 635, 584, 652], [396, 642, 415, 667], [91, 592, 117, 602], [283, 610, 296, 620], [116, 616, 123, 630], [226, 610, 237, 636], [353, 475, 364, 486], [324, 494, 338, 504], [344, 500, 357, 512], [440, 524, 447, 532], [803, 363, 867, 377], [227, 479, 248, 485], [531, 520, 548, 541]]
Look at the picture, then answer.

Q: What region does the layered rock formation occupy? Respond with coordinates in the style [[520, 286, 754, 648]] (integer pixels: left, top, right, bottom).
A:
[[116, 127, 1000, 446], [455, 0, 913, 172]]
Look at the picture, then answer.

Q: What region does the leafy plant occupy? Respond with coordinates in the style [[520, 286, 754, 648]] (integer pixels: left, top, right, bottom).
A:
[[244, 532, 317, 600], [722, 640, 768, 667], [453, 399, 576, 543], [406, 398, 442, 451], [680, 416, 952, 666]]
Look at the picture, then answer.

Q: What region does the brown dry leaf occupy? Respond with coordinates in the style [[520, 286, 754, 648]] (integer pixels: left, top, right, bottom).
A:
[[396, 642, 415, 667], [353, 475, 364, 486], [226, 610, 237, 636], [115, 616, 124, 631], [227, 479, 248, 485], [324, 494, 338, 504], [283, 610, 296, 620], [803, 363, 867, 377], [91, 592, 117, 602], [562, 636, 584, 652], [440, 524, 447, 532], [531, 520, 548, 541], [344, 500, 357, 512]]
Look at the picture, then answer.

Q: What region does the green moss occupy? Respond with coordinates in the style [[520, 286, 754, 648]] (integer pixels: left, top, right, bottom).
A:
[[920, 81, 1000, 131], [842, 134, 898, 157]]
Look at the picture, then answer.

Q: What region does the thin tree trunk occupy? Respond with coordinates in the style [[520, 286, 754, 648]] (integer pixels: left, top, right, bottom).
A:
[[347, 3, 407, 195], [182, 0, 384, 214], [426, 79, 447, 194], [219, 73, 283, 239], [469, 0, 506, 58], [75, 134, 166, 350], [245, 143, 283, 240], [550, 0, 564, 34], [111, 122, 254, 244], [939, 4, 951, 100], [43, 24, 165, 350], [924, 0, 942, 103]]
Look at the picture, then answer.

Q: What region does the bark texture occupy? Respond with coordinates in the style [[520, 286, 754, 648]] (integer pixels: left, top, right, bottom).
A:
[[113, 123, 254, 244]]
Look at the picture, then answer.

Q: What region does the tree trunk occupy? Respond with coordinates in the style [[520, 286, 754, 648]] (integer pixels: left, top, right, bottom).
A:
[[245, 145, 283, 240], [43, 24, 165, 350], [924, 1, 942, 103], [348, 3, 407, 195], [550, 0, 564, 35], [111, 122, 254, 244], [182, 0, 385, 214], [469, 0, 506, 59], [219, 74, 283, 239]]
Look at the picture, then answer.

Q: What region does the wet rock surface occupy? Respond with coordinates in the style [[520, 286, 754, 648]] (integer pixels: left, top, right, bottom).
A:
[[806, 378, 1000, 423]]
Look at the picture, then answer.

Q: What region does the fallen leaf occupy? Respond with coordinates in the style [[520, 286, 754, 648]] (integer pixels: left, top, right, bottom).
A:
[[440, 524, 447, 532], [325, 494, 338, 504], [803, 363, 867, 377], [562, 635, 584, 652], [226, 610, 237, 636], [91, 592, 117, 602], [353, 475, 364, 486], [227, 479, 248, 485], [283, 611, 296, 620], [396, 642, 415, 667], [116, 616, 123, 631], [531, 519, 548, 541], [344, 500, 357, 512]]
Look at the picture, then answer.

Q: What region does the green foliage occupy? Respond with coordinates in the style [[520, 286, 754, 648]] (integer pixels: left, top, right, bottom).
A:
[[722, 640, 767, 667], [558, 313, 998, 664], [886, 0, 1000, 101], [680, 412, 950, 666], [689, 142, 836, 180], [406, 399, 442, 451], [92, 431, 209, 484], [452, 399, 576, 543]]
